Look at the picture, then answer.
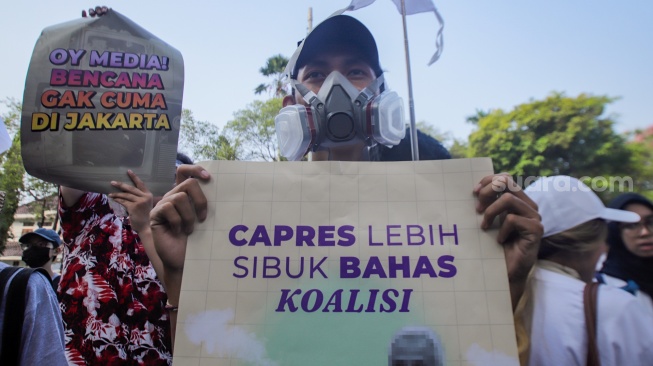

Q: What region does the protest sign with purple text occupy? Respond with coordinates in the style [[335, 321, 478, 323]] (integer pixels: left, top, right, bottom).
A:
[[175, 159, 519, 366], [21, 9, 183, 196]]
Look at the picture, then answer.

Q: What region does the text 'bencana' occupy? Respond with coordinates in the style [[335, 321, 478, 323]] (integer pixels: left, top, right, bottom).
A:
[[31, 49, 172, 132]]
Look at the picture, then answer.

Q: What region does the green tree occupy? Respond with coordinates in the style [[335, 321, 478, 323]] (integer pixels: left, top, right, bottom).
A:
[[416, 121, 469, 159], [0, 99, 25, 252], [625, 128, 653, 200], [254, 54, 289, 98], [448, 139, 470, 159], [0, 100, 60, 251], [223, 98, 282, 161], [467, 92, 632, 199], [178, 109, 240, 161], [1, 98, 21, 134], [465, 109, 490, 125], [0, 134, 25, 252], [416, 121, 451, 144], [23, 174, 59, 228]]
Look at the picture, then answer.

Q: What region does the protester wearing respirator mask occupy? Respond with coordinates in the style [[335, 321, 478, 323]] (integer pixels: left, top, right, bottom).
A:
[[276, 15, 412, 161], [19, 227, 62, 288]]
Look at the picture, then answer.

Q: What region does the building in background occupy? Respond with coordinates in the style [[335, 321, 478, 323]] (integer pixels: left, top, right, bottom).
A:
[[1, 195, 61, 270]]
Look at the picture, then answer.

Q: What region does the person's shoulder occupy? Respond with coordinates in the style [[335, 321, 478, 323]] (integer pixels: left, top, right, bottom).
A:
[[0, 265, 48, 285], [534, 266, 584, 289], [22, 270, 60, 322], [598, 284, 652, 318], [0, 267, 56, 305], [600, 273, 628, 288], [598, 285, 653, 345], [415, 129, 452, 160], [26, 268, 55, 291], [599, 274, 653, 305], [379, 128, 451, 162], [599, 282, 639, 300]]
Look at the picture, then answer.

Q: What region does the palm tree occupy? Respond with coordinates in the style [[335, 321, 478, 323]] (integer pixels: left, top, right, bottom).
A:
[[254, 54, 289, 98]]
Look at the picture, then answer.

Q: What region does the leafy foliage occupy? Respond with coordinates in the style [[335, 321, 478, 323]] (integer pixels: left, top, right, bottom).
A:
[[467, 93, 634, 200], [0, 100, 59, 252], [416, 121, 469, 159], [254, 54, 289, 98], [178, 109, 240, 162], [0, 99, 26, 252], [223, 98, 283, 161], [23, 174, 59, 228], [1, 98, 21, 134], [415, 121, 450, 144], [0, 134, 24, 253], [178, 98, 283, 163], [625, 128, 653, 200], [448, 139, 470, 159]]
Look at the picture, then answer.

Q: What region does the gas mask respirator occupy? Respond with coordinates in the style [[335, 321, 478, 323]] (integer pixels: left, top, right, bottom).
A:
[[275, 72, 406, 161]]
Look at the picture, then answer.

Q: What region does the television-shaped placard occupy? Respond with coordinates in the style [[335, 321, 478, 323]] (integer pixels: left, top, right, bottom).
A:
[[21, 9, 183, 196]]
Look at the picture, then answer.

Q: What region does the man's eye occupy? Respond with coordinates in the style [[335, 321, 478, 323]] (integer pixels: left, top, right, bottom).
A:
[[305, 71, 325, 80], [348, 69, 371, 78]]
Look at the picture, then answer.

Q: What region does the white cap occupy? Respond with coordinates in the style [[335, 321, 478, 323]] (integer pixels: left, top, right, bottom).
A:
[[524, 176, 640, 238]]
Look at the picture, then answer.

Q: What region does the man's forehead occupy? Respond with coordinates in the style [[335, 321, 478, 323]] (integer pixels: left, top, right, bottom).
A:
[[299, 45, 372, 70]]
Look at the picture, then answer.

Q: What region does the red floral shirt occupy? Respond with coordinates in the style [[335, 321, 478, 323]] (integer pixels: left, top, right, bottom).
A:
[[58, 192, 172, 365]]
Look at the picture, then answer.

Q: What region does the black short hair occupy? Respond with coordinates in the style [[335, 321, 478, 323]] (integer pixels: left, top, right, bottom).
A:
[[176, 152, 193, 165]]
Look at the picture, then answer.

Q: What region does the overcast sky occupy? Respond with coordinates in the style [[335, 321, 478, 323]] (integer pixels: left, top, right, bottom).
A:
[[2, 0, 651, 142]]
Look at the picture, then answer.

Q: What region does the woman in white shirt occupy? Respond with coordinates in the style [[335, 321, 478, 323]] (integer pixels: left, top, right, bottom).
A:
[[521, 176, 653, 366], [598, 193, 653, 311]]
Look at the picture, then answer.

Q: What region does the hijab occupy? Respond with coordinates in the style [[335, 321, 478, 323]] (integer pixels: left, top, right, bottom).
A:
[[601, 193, 653, 299]]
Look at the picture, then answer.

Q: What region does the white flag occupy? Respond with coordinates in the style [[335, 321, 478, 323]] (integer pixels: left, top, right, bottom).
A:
[[390, 0, 435, 15], [0, 117, 11, 155], [346, 0, 376, 11], [343, 0, 444, 65], [347, 0, 435, 15]]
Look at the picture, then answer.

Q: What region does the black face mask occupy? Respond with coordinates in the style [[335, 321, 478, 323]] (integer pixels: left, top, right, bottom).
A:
[[22, 247, 52, 268]]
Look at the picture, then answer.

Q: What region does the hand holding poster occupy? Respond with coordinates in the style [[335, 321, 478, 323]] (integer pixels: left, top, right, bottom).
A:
[[21, 9, 183, 196], [174, 159, 519, 366]]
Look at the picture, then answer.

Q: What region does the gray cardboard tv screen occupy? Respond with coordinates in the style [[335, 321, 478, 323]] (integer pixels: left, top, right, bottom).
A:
[[21, 9, 184, 196]]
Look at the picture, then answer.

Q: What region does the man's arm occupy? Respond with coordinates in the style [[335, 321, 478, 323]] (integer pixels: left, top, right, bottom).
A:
[[149, 164, 210, 345], [108, 170, 165, 287], [474, 173, 543, 310]]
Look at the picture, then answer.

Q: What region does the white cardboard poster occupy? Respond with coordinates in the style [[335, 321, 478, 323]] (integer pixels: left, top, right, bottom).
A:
[[174, 158, 518, 366]]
